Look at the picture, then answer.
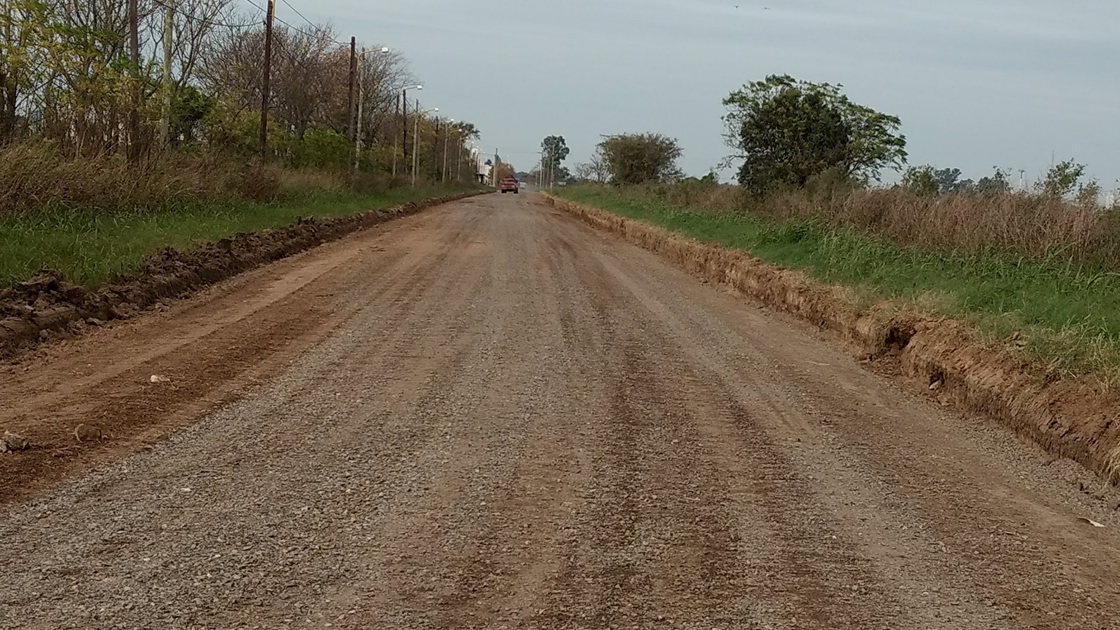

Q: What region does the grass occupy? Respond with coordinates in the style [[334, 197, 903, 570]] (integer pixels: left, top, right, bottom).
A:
[[558, 186, 1120, 385], [0, 185, 475, 290]]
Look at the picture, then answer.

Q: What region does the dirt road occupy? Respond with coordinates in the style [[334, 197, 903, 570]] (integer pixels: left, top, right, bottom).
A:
[[2, 192, 1119, 629]]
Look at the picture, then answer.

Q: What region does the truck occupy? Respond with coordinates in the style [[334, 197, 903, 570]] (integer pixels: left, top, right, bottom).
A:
[[499, 175, 519, 194]]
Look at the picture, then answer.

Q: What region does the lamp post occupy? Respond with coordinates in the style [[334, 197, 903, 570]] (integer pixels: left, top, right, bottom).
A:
[[392, 84, 422, 178], [352, 46, 391, 175], [412, 105, 438, 187]]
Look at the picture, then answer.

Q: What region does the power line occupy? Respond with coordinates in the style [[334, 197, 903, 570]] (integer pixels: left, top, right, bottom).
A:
[[242, 0, 347, 46], [152, 0, 262, 30], [279, 0, 316, 33]]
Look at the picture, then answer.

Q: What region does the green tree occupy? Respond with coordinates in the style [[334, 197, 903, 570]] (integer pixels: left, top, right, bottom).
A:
[[901, 165, 940, 196], [933, 167, 974, 194], [1038, 159, 1086, 199], [975, 167, 1012, 196], [598, 133, 683, 185], [723, 75, 907, 195], [540, 135, 569, 172], [1076, 179, 1101, 209]]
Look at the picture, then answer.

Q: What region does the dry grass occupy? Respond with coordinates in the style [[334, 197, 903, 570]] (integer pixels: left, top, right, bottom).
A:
[[0, 141, 348, 214], [758, 187, 1120, 271], [624, 181, 1120, 272]]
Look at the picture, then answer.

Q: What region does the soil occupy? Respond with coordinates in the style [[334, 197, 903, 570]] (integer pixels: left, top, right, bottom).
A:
[[2, 193, 1120, 629], [545, 194, 1120, 486], [0, 190, 487, 359]]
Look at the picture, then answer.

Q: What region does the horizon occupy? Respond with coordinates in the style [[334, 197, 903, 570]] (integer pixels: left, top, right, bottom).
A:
[[269, 0, 1119, 188]]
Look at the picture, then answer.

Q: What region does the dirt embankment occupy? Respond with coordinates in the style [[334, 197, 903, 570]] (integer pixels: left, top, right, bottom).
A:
[[0, 190, 490, 359], [544, 194, 1120, 485]]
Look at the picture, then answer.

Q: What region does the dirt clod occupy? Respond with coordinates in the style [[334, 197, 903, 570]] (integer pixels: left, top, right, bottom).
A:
[[1, 431, 30, 453], [73, 424, 102, 443]]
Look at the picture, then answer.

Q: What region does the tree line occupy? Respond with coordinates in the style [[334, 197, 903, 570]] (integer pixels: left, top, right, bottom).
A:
[[0, 0, 480, 181], [559, 73, 1106, 208]]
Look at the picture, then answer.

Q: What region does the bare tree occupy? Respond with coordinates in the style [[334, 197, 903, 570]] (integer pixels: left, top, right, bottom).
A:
[[575, 149, 609, 183]]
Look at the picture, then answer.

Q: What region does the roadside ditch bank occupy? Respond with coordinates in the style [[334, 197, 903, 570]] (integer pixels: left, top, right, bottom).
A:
[[543, 192, 1120, 486], [0, 190, 492, 360]]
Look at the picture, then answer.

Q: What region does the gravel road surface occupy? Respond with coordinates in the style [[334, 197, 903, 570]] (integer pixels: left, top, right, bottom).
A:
[[2, 192, 1120, 629]]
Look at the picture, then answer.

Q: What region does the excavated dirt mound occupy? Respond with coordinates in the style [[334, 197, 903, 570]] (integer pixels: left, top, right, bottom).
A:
[[0, 190, 490, 359], [544, 194, 1120, 485]]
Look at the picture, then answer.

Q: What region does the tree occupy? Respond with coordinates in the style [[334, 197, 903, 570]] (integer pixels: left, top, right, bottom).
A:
[[933, 167, 974, 194], [574, 148, 609, 183], [540, 135, 569, 172], [598, 133, 682, 185], [1076, 179, 1101, 209], [1037, 159, 1086, 199], [723, 75, 907, 195], [975, 167, 1012, 195], [901, 165, 939, 196]]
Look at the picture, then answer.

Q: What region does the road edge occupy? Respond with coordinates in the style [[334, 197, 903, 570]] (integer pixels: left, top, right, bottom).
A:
[[542, 192, 1120, 485], [0, 190, 493, 361]]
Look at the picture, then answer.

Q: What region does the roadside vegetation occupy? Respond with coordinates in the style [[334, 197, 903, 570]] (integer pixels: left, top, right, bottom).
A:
[[0, 1, 483, 289], [0, 182, 471, 289], [560, 74, 1120, 386]]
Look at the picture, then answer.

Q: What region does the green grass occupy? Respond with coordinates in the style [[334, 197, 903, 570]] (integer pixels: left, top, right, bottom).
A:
[[559, 186, 1120, 384], [0, 185, 474, 290]]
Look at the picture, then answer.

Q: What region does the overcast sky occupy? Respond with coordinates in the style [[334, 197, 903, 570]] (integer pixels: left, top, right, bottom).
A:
[[278, 0, 1117, 186]]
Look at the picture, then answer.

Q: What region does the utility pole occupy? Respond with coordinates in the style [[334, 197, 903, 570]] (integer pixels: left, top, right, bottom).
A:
[[128, 0, 140, 162], [411, 99, 420, 187], [456, 133, 463, 182], [442, 120, 452, 184], [259, 0, 275, 160], [401, 90, 409, 169], [391, 93, 400, 177], [431, 117, 440, 181], [159, 0, 174, 151], [353, 52, 364, 174], [346, 37, 356, 143]]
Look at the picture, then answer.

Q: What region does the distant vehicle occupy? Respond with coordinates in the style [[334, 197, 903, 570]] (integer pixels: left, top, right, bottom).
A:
[[518, 181, 526, 189], [500, 176, 519, 194]]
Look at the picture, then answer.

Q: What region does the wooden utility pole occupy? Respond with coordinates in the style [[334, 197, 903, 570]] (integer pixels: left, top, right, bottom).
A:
[[401, 89, 409, 168], [391, 93, 400, 177], [159, 0, 174, 151], [259, 0, 275, 160], [346, 37, 356, 142], [411, 98, 420, 187], [431, 117, 439, 181], [128, 0, 140, 161]]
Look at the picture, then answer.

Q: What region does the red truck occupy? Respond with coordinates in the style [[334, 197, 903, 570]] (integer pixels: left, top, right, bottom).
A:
[[499, 175, 519, 194]]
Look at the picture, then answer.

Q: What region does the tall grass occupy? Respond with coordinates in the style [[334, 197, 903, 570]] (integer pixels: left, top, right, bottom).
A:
[[559, 186, 1120, 385], [0, 185, 473, 289], [625, 181, 1120, 271], [0, 141, 354, 214], [0, 142, 479, 289]]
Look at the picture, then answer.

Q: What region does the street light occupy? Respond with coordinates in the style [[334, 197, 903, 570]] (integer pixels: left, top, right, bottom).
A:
[[353, 46, 391, 175], [393, 84, 422, 178], [412, 105, 438, 187]]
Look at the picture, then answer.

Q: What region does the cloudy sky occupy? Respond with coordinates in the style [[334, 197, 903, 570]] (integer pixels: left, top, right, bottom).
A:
[[273, 0, 1117, 185]]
